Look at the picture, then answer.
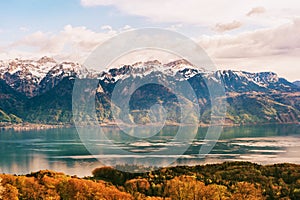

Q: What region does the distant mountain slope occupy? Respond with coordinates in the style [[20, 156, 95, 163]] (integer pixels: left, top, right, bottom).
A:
[[0, 57, 299, 125], [294, 81, 300, 87], [226, 93, 300, 124], [216, 70, 299, 93], [25, 77, 75, 124], [0, 80, 25, 123]]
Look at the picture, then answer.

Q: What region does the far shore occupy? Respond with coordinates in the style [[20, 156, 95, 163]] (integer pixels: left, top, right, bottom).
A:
[[0, 121, 299, 132], [0, 122, 72, 132]]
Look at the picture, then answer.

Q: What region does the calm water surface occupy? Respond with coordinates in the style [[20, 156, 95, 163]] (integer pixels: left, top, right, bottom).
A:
[[0, 124, 299, 176]]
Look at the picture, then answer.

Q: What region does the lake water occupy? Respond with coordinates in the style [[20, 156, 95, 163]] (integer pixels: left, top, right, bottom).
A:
[[0, 124, 300, 177]]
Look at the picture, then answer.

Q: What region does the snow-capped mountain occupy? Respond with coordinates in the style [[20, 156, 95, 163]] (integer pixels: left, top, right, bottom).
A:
[[214, 70, 297, 93], [0, 57, 57, 81], [0, 57, 82, 97], [98, 59, 204, 83], [38, 61, 82, 95], [0, 57, 298, 97], [98, 60, 297, 93], [0, 56, 299, 125]]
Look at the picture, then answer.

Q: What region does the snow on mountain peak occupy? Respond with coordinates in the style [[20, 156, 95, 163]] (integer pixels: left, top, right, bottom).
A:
[[0, 57, 295, 97], [47, 61, 82, 78], [99, 59, 204, 82], [0, 58, 57, 80], [213, 70, 282, 90], [0, 57, 82, 96]]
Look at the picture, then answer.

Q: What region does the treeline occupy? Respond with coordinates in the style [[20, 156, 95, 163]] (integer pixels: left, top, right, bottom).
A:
[[1, 162, 300, 199], [92, 162, 300, 200]]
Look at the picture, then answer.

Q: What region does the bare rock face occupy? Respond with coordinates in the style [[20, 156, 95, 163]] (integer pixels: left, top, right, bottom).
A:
[[38, 62, 81, 96]]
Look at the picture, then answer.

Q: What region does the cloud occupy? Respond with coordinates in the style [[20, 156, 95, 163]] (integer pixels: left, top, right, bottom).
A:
[[19, 27, 30, 32], [80, 0, 244, 25], [11, 31, 52, 49], [198, 18, 300, 81], [247, 7, 266, 16], [81, 0, 115, 7], [167, 24, 183, 31], [200, 18, 300, 58], [80, 0, 300, 29], [5, 25, 117, 62], [3, 18, 300, 81], [214, 21, 243, 32], [120, 25, 132, 31], [100, 25, 116, 34]]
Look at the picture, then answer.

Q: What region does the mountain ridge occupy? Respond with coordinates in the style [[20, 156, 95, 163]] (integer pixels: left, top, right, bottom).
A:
[[0, 57, 299, 125]]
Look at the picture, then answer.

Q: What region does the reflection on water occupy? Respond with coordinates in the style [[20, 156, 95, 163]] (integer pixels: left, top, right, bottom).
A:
[[0, 124, 299, 176]]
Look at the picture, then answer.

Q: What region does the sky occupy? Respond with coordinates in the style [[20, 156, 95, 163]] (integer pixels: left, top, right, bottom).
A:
[[0, 0, 299, 81]]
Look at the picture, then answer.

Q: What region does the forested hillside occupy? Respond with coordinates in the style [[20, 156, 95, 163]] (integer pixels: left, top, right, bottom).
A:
[[1, 162, 300, 199]]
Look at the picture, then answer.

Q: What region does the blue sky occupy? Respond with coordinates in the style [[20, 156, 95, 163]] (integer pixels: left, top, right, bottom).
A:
[[0, 0, 299, 80], [0, 0, 212, 39]]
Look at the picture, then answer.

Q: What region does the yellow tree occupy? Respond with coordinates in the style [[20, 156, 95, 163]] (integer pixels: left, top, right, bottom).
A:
[[231, 182, 265, 200]]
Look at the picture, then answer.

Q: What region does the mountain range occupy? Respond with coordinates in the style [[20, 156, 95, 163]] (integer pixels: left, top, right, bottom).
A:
[[0, 57, 299, 125]]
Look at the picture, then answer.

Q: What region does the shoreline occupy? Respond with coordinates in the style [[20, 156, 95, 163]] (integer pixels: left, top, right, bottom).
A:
[[0, 122, 72, 131], [2, 161, 300, 176], [0, 121, 299, 132]]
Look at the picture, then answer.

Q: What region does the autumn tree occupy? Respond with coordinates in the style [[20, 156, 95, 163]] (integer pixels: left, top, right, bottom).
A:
[[163, 175, 230, 200], [231, 182, 265, 200]]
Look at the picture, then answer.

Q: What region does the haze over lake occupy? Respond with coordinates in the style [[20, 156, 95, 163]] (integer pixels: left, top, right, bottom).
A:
[[0, 124, 299, 177]]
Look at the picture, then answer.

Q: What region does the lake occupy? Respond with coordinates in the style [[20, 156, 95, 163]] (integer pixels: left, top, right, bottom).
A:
[[0, 124, 299, 177]]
